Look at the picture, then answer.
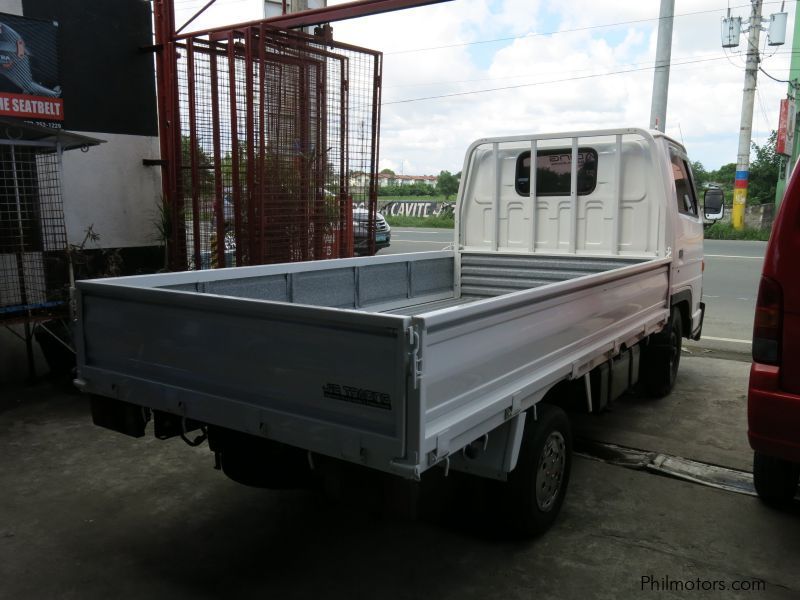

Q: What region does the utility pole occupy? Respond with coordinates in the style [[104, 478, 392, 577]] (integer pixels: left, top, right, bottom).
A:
[[650, 0, 675, 132], [733, 0, 763, 230], [774, 2, 800, 207]]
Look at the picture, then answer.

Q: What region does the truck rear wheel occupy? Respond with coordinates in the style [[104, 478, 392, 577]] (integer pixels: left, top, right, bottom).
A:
[[505, 403, 572, 537], [753, 452, 799, 507], [640, 306, 682, 398]]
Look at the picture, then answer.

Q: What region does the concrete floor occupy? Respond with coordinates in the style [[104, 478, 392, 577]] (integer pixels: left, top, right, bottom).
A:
[[2, 355, 799, 599], [572, 353, 753, 472]]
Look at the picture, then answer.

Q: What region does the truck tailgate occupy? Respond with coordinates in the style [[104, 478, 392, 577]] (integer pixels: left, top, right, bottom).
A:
[[75, 281, 412, 471]]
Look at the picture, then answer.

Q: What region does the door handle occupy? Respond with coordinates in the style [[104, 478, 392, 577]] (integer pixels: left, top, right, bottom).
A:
[[678, 249, 684, 259]]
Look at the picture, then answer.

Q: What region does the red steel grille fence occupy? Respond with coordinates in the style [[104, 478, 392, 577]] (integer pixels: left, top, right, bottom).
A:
[[169, 25, 382, 270]]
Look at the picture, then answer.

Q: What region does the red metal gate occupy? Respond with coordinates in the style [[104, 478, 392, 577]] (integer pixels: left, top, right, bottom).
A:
[[160, 20, 381, 270]]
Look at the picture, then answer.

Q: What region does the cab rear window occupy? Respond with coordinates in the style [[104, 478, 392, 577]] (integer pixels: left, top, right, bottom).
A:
[[515, 148, 598, 196]]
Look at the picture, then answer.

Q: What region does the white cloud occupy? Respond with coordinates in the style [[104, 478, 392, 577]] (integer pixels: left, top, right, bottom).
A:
[[337, 0, 793, 172], [174, 0, 796, 172]]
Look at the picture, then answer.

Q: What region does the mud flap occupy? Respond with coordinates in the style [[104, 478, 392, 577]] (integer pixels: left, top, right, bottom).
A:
[[691, 301, 706, 341], [90, 395, 149, 438]]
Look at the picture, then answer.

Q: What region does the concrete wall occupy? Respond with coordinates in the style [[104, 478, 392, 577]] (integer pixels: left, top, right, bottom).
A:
[[0, 1, 22, 14], [62, 133, 162, 248], [264, 0, 326, 18], [718, 203, 775, 230]]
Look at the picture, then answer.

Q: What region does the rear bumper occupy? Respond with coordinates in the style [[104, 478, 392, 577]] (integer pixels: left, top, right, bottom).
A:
[[354, 232, 391, 253], [376, 232, 391, 250], [748, 362, 800, 463]]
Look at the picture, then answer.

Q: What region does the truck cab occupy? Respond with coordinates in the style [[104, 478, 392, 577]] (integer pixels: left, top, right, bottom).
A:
[[457, 130, 707, 391]]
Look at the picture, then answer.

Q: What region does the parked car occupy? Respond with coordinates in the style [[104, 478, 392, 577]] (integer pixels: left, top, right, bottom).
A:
[[748, 165, 800, 506], [213, 196, 390, 260], [353, 205, 391, 255]]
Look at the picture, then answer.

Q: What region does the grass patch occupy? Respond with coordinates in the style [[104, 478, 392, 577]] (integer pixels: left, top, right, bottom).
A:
[[704, 222, 771, 241], [386, 214, 455, 228]]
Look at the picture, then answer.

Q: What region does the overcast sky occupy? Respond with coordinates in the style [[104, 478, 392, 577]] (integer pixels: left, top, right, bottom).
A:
[[174, 0, 796, 175]]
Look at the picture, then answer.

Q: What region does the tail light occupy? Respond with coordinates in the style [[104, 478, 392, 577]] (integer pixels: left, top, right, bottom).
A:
[[752, 275, 783, 365]]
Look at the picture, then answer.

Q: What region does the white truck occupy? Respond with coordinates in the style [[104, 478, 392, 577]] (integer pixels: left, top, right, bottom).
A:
[[74, 128, 719, 536]]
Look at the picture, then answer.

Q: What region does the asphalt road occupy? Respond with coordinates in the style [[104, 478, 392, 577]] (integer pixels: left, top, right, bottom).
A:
[[382, 227, 453, 254], [381, 229, 766, 357], [699, 240, 766, 355]]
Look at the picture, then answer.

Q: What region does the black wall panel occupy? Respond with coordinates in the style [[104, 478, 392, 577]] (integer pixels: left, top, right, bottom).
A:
[[22, 0, 157, 136]]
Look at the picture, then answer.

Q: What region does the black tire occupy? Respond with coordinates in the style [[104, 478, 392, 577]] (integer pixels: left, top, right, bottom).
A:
[[211, 429, 313, 489], [505, 404, 573, 538], [753, 452, 799, 507], [640, 306, 683, 398]]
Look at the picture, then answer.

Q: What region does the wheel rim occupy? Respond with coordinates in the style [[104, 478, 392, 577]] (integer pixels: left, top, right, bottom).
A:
[[535, 431, 566, 512]]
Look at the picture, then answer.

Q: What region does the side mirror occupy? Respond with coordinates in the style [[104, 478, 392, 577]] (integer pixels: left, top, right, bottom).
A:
[[704, 187, 725, 222]]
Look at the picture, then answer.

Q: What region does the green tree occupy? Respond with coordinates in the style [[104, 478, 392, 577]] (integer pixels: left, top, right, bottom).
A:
[[436, 170, 460, 199], [697, 162, 735, 207], [379, 168, 396, 176], [377, 182, 436, 197], [690, 161, 709, 187], [713, 163, 736, 188], [180, 135, 214, 199], [220, 145, 248, 184], [748, 131, 780, 204]]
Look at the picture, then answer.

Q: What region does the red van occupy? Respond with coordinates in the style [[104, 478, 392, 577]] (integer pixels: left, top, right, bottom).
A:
[[748, 167, 800, 505]]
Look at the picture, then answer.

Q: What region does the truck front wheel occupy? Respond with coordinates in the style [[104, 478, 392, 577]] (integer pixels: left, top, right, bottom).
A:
[[753, 452, 799, 507], [505, 403, 573, 537], [640, 306, 682, 398]]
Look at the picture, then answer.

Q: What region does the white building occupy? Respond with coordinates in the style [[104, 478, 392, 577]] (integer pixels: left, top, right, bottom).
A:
[[377, 173, 437, 187]]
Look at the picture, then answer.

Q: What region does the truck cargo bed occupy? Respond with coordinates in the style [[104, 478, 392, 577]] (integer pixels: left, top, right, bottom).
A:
[[75, 249, 668, 479], [131, 250, 647, 317]]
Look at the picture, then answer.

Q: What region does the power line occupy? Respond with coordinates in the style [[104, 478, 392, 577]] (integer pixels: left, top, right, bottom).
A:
[[384, 51, 745, 90], [384, 49, 800, 91], [383, 56, 733, 105], [755, 87, 772, 141], [759, 65, 793, 83], [384, 1, 787, 55]]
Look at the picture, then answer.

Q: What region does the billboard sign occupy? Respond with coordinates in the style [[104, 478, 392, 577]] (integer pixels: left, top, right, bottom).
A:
[[0, 13, 62, 122], [776, 97, 795, 156]]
